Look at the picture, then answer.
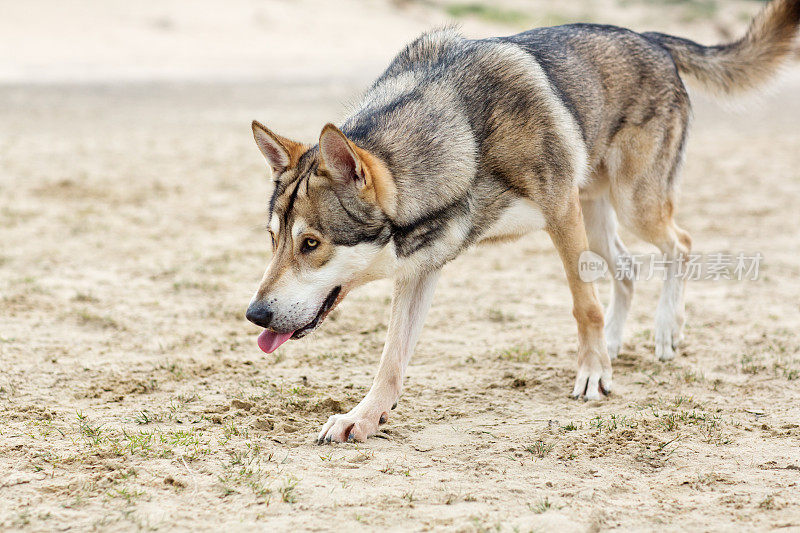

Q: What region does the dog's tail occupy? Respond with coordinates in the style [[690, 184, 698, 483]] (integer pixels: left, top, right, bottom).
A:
[[645, 0, 800, 95]]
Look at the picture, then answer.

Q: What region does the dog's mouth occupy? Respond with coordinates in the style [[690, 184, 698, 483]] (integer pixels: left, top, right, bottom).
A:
[[256, 286, 342, 354], [291, 285, 342, 339]]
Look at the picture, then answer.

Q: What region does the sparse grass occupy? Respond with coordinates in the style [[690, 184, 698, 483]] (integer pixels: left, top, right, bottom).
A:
[[217, 448, 275, 503], [379, 460, 412, 476], [353, 446, 375, 462], [468, 515, 503, 533], [637, 400, 734, 446], [132, 410, 163, 425], [72, 291, 99, 303], [171, 279, 223, 292], [75, 308, 122, 330], [497, 345, 539, 363], [279, 476, 300, 504], [740, 352, 766, 374], [176, 392, 201, 404], [107, 487, 145, 504], [69, 410, 218, 460], [221, 421, 242, 443], [526, 441, 553, 458], [487, 307, 516, 323], [443, 490, 475, 505], [158, 361, 186, 380], [590, 413, 638, 433], [681, 369, 705, 383], [772, 356, 800, 381], [15, 403, 297, 519], [553, 401, 738, 467], [759, 494, 778, 510], [659, 413, 680, 431], [738, 329, 800, 381], [76, 411, 105, 447], [442, 1, 575, 27], [529, 496, 554, 514]]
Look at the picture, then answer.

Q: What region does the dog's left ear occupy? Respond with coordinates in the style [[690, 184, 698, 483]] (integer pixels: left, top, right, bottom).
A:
[[318, 123, 368, 189], [319, 123, 398, 217]]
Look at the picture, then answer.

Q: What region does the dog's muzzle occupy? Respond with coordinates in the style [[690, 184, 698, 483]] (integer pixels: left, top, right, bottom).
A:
[[246, 286, 342, 353]]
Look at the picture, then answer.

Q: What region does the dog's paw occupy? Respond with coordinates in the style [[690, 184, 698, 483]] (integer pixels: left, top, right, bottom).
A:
[[571, 355, 613, 401], [655, 324, 683, 362], [316, 409, 388, 444]]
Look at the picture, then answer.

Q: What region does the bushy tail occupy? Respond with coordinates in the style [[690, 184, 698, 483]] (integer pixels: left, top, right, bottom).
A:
[[645, 0, 800, 95]]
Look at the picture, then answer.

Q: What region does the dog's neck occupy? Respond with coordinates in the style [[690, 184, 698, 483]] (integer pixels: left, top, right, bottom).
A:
[[340, 108, 476, 232]]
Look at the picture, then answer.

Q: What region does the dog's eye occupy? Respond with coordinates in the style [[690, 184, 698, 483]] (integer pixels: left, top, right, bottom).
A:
[[302, 237, 319, 253]]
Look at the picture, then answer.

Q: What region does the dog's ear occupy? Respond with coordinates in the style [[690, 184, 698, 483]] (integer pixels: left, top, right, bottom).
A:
[[252, 120, 306, 176], [318, 123, 398, 217], [318, 123, 367, 189]]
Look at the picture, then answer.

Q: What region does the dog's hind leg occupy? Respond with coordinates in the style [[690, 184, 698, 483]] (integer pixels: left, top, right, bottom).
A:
[[608, 101, 692, 362], [547, 188, 612, 400], [655, 221, 692, 361], [581, 193, 634, 360], [631, 213, 692, 361], [602, 76, 691, 361], [611, 161, 692, 361], [317, 269, 440, 443]]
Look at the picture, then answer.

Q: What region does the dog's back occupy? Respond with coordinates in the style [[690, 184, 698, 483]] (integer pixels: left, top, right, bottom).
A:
[[503, 24, 688, 169]]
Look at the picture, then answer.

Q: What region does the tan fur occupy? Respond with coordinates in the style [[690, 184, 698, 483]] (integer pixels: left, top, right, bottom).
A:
[[318, 123, 398, 216], [304, 239, 334, 270], [482, 43, 588, 198], [353, 145, 399, 218], [545, 190, 611, 398], [651, 0, 800, 95], [254, 240, 293, 300]]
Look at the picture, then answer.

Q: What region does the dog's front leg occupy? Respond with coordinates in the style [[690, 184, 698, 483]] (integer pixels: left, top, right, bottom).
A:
[[317, 269, 441, 443], [547, 188, 612, 400]]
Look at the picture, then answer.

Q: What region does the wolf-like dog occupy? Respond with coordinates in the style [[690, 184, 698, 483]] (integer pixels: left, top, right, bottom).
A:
[[246, 0, 800, 443]]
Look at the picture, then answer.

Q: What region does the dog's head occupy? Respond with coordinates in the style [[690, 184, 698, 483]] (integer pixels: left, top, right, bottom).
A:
[[245, 121, 398, 353]]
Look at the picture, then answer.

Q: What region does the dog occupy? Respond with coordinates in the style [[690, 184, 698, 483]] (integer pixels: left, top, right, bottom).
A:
[[245, 0, 800, 443]]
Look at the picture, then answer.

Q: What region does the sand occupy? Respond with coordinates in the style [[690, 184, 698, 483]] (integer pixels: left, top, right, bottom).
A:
[[1, 0, 799, 531]]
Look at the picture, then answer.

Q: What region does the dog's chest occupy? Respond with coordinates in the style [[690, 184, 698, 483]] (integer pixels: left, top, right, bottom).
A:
[[478, 198, 547, 243]]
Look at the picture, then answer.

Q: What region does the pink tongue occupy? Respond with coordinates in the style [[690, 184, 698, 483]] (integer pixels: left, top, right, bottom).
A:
[[257, 330, 295, 354]]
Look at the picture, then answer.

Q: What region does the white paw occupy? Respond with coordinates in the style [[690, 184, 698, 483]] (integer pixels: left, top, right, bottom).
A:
[[316, 408, 388, 444], [571, 353, 613, 401], [655, 323, 683, 362]]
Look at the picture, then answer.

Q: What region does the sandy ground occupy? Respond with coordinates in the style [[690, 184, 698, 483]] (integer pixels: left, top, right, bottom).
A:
[[2, 1, 800, 531]]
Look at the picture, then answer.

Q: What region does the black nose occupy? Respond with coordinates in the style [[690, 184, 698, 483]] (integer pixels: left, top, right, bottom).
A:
[[246, 303, 273, 328]]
